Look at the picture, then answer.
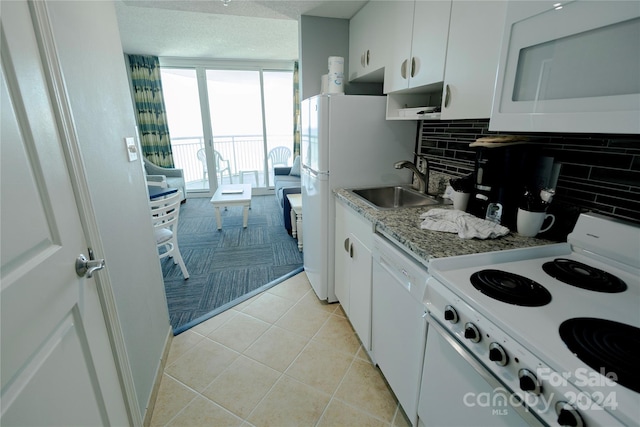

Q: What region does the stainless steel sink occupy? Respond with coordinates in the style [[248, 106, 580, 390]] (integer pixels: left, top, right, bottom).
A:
[[348, 185, 443, 210]]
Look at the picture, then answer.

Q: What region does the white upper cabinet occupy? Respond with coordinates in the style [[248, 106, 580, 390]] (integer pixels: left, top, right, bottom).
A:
[[381, 0, 415, 91], [440, 1, 507, 120], [384, 0, 451, 93], [349, 1, 393, 82]]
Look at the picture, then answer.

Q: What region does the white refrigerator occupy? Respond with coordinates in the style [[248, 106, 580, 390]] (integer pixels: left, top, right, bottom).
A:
[[300, 94, 417, 302]]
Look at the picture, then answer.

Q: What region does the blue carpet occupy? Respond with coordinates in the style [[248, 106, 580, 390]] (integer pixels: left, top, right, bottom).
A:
[[160, 195, 304, 334]]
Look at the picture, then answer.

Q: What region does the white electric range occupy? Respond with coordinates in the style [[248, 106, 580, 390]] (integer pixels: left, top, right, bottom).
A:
[[419, 212, 640, 427]]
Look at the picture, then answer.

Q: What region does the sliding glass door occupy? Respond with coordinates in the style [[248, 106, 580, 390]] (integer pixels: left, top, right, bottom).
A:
[[263, 71, 294, 185], [206, 70, 265, 188], [161, 62, 294, 196]]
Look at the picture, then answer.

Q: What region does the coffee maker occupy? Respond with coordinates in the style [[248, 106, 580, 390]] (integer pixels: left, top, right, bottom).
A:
[[466, 144, 544, 230]]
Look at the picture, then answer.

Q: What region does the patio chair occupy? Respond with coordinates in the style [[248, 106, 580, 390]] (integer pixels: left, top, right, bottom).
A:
[[150, 190, 189, 279], [197, 148, 208, 181], [268, 146, 292, 169], [197, 148, 233, 184]]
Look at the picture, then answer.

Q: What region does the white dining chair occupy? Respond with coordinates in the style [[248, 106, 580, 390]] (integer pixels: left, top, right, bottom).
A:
[[150, 190, 189, 279]]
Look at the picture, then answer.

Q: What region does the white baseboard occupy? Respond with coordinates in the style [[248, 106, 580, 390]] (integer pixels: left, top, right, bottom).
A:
[[143, 326, 173, 427]]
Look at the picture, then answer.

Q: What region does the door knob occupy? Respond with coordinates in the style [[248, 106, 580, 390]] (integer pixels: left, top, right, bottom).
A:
[[76, 254, 105, 278]]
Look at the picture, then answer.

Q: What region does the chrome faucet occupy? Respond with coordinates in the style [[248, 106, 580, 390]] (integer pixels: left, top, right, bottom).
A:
[[394, 156, 431, 195]]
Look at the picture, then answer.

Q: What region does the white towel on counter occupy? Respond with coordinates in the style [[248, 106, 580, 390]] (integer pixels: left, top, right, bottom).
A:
[[420, 208, 510, 240]]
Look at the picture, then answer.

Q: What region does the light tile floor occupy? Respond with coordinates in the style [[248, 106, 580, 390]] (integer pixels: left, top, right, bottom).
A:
[[150, 272, 411, 427]]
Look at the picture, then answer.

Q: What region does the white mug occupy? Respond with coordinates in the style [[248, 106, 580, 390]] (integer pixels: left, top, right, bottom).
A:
[[452, 191, 470, 211], [517, 208, 555, 237]]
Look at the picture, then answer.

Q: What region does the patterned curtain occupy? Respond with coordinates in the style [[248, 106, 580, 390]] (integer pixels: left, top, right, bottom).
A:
[[128, 54, 174, 167], [292, 61, 301, 157]]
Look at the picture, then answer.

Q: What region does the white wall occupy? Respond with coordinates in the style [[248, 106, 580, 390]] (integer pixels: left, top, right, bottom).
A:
[[46, 0, 170, 418], [299, 15, 383, 101]]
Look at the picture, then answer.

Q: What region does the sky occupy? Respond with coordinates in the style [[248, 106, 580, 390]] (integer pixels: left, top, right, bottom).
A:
[[160, 68, 294, 181], [161, 68, 293, 140]]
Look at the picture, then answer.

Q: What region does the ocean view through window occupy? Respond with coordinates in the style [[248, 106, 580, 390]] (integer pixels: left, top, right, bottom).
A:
[[161, 62, 294, 196]]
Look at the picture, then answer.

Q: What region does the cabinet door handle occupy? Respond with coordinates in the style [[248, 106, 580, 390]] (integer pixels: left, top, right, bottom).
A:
[[344, 238, 350, 253], [400, 59, 408, 80], [366, 49, 370, 66], [411, 57, 417, 78], [349, 243, 354, 258], [444, 84, 451, 108]]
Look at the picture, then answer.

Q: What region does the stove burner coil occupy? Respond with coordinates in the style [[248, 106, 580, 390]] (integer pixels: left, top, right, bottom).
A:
[[543, 258, 627, 293], [470, 269, 552, 306], [560, 318, 640, 393]]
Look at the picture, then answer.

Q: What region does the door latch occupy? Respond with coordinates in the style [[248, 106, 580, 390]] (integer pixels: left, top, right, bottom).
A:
[[75, 252, 105, 278]]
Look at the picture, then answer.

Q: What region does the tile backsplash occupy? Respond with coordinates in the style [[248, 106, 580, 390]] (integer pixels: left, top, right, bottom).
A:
[[418, 119, 640, 225]]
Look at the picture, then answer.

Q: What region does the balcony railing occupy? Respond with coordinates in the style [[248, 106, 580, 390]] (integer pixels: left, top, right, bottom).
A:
[[171, 134, 293, 188]]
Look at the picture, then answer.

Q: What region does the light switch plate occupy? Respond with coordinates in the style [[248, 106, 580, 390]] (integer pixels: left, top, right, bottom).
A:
[[125, 137, 138, 161]]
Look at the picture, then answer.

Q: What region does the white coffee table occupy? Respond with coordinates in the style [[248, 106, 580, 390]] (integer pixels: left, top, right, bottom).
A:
[[210, 184, 252, 230]]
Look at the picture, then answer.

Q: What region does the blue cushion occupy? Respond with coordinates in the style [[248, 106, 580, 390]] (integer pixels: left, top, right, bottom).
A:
[[289, 156, 301, 176]]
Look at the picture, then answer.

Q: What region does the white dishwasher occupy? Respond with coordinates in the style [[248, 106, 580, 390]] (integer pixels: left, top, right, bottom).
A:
[[372, 233, 429, 427]]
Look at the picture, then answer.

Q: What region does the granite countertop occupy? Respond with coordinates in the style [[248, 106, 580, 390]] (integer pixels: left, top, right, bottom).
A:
[[334, 188, 558, 266]]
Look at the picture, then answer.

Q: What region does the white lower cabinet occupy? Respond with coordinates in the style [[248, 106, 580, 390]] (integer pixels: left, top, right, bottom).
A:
[[334, 199, 432, 426], [334, 199, 374, 351]]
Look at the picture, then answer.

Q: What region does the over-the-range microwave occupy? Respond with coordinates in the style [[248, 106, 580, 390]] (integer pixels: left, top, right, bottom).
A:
[[490, 0, 640, 134]]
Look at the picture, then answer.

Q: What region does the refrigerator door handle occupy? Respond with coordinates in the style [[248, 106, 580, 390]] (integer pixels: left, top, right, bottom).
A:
[[302, 165, 328, 178]]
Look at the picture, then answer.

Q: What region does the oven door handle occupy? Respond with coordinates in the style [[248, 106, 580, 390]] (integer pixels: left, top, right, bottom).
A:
[[426, 313, 545, 426]]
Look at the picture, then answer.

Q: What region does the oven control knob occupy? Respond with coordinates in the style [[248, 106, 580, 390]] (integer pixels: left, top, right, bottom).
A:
[[555, 401, 584, 427], [444, 305, 458, 323], [518, 369, 542, 395], [464, 323, 481, 343], [488, 343, 508, 366]]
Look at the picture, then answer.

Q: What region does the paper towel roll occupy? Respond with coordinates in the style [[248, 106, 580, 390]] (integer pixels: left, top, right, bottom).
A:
[[321, 74, 328, 94], [327, 72, 344, 94], [328, 56, 344, 74]]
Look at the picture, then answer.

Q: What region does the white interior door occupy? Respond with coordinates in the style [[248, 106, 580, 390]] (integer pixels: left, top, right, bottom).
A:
[[1, 1, 127, 425]]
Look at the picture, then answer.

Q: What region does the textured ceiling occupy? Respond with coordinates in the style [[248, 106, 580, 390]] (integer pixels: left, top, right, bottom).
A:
[[115, 0, 367, 60]]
